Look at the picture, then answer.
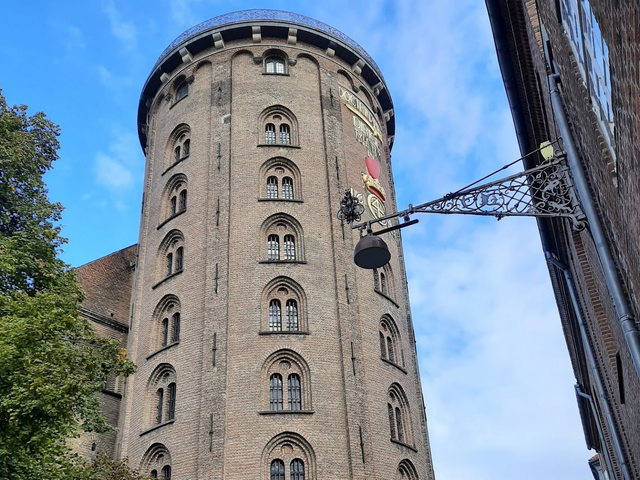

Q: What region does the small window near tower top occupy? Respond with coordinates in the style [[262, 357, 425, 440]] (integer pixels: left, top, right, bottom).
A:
[[175, 81, 188, 101], [265, 57, 286, 74]]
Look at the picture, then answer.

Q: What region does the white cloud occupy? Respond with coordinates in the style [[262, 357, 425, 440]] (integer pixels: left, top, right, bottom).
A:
[[95, 152, 134, 189], [102, 0, 137, 50], [93, 127, 142, 193]]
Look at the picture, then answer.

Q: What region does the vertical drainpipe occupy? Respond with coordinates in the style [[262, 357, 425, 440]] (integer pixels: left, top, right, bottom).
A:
[[547, 255, 630, 480], [548, 74, 640, 382]]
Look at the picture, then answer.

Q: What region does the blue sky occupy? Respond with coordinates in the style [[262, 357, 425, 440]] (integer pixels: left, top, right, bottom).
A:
[[2, 1, 592, 478]]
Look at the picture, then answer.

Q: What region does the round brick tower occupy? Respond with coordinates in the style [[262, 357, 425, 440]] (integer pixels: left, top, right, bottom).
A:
[[119, 10, 434, 480]]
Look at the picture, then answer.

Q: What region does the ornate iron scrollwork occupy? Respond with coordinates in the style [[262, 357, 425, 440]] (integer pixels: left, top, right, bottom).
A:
[[339, 151, 587, 232], [337, 189, 365, 224]]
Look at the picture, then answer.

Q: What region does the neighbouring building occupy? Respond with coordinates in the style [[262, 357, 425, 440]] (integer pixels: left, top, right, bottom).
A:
[[76, 10, 435, 480], [486, 1, 640, 478]]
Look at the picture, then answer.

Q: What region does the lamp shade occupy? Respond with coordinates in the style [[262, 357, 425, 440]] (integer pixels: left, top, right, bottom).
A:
[[354, 235, 391, 269]]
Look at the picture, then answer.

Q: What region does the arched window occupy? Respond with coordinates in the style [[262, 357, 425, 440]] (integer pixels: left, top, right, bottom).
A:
[[290, 459, 305, 480], [269, 374, 283, 411], [282, 177, 294, 200], [388, 383, 414, 447], [175, 80, 188, 101], [157, 230, 185, 283], [141, 444, 172, 480], [260, 158, 301, 201], [395, 406, 404, 443], [266, 57, 286, 74], [172, 312, 180, 343], [374, 264, 395, 300], [167, 383, 176, 420], [262, 277, 306, 333], [269, 300, 282, 331], [166, 253, 173, 277], [261, 214, 304, 262], [179, 189, 187, 212], [283, 235, 295, 260], [161, 318, 169, 347], [265, 124, 276, 144], [279, 124, 291, 145], [285, 300, 298, 331], [152, 296, 181, 353], [267, 176, 278, 198], [268, 235, 280, 260], [270, 459, 285, 480], [380, 272, 387, 295], [263, 433, 315, 480], [288, 374, 301, 411], [380, 316, 404, 368], [262, 349, 312, 413], [259, 106, 298, 146], [175, 246, 184, 272], [156, 388, 164, 424], [162, 465, 172, 480], [162, 174, 188, 224], [165, 124, 191, 171], [397, 459, 419, 480], [146, 365, 177, 427]]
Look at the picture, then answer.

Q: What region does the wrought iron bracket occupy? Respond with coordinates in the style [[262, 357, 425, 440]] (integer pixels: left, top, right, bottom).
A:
[[338, 150, 587, 233]]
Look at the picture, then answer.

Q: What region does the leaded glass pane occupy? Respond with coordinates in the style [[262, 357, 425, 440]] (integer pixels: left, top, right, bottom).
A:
[[288, 374, 301, 410], [265, 124, 276, 144], [269, 300, 281, 331], [162, 318, 169, 347], [387, 336, 395, 363], [290, 459, 305, 480], [269, 374, 283, 411], [282, 177, 293, 199], [156, 388, 164, 424], [279, 124, 290, 145], [267, 176, 278, 198], [268, 235, 280, 260], [388, 403, 395, 439], [176, 247, 183, 271], [396, 406, 404, 442], [172, 313, 180, 342], [283, 235, 295, 260], [168, 383, 176, 420], [166, 253, 173, 276], [286, 300, 298, 331]]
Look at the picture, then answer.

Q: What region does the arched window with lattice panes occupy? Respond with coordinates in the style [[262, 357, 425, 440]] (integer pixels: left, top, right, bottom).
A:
[[263, 432, 315, 480], [146, 365, 178, 428], [260, 158, 301, 201], [152, 296, 182, 354], [165, 124, 191, 171], [267, 235, 280, 260], [282, 177, 294, 199], [261, 215, 304, 263], [262, 278, 306, 333], [379, 316, 404, 369], [269, 299, 282, 331], [161, 174, 188, 225], [265, 123, 277, 144], [265, 56, 286, 74], [262, 350, 312, 414], [269, 374, 283, 411], [259, 106, 298, 146], [156, 230, 185, 284], [266, 176, 278, 198], [270, 459, 285, 480], [279, 124, 291, 145], [387, 383, 414, 447]]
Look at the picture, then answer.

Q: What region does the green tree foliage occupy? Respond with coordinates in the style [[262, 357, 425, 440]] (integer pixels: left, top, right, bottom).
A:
[[83, 453, 151, 480], [0, 90, 136, 480]]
